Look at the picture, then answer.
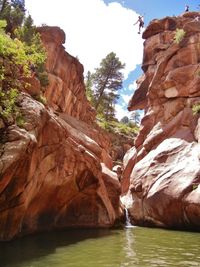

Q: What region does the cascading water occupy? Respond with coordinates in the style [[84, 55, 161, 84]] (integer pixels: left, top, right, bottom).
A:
[[120, 194, 135, 228], [124, 208, 135, 228], [125, 208, 131, 227]]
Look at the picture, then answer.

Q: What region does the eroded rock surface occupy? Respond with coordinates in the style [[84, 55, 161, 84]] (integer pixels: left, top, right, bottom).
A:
[[124, 12, 200, 230], [38, 26, 95, 124], [0, 95, 122, 241], [0, 27, 122, 241]]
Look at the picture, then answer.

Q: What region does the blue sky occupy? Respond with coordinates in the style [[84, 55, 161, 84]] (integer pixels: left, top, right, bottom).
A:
[[25, 0, 200, 120], [105, 0, 200, 23]]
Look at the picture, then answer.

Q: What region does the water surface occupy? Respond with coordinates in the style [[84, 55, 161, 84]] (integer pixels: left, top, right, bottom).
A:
[[1, 227, 200, 267]]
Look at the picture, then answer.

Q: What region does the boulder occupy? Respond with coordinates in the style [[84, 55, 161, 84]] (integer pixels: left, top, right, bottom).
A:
[[129, 139, 200, 229]]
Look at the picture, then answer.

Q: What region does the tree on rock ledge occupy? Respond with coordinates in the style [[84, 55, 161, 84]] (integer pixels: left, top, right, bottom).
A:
[[92, 52, 125, 120]]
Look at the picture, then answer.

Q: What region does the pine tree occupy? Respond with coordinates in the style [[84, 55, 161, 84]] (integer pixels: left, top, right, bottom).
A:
[[16, 15, 35, 45], [130, 111, 140, 125], [10, 0, 25, 11], [92, 52, 125, 119], [120, 116, 129, 124], [0, 0, 25, 36], [85, 71, 94, 105], [0, 0, 7, 13]]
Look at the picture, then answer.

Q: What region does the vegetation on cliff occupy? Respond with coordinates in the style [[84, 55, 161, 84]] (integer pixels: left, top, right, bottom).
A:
[[174, 28, 186, 44], [97, 118, 138, 136], [0, 0, 47, 127], [85, 52, 139, 136], [86, 52, 125, 119], [192, 103, 200, 115]]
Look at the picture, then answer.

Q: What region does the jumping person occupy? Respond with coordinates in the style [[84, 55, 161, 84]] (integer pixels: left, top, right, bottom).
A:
[[134, 15, 144, 34]]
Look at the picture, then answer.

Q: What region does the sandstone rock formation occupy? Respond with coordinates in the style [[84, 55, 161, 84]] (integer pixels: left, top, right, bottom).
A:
[[123, 12, 200, 230], [108, 131, 134, 162], [0, 27, 122, 241], [38, 26, 95, 124]]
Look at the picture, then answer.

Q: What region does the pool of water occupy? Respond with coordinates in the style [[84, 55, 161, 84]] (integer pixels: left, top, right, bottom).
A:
[[1, 227, 200, 267]]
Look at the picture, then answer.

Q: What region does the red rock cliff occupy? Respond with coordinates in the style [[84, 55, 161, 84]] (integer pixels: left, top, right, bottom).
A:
[[123, 12, 200, 230], [38, 26, 95, 124], [0, 27, 122, 241]]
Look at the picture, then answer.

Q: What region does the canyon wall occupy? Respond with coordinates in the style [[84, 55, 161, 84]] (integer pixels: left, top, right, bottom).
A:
[[123, 12, 200, 230], [39, 26, 96, 124], [0, 27, 122, 241]]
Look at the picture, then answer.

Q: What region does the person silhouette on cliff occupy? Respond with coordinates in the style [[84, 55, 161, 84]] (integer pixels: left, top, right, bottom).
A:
[[134, 15, 144, 34], [185, 4, 189, 12]]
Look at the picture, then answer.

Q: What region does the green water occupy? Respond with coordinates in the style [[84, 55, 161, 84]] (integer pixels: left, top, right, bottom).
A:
[[0, 227, 200, 267]]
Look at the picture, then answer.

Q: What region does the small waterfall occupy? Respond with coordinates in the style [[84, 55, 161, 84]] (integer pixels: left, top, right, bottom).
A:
[[125, 208, 134, 228], [120, 194, 135, 228]]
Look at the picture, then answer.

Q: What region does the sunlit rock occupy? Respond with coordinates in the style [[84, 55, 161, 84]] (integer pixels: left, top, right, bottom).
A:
[[123, 13, 200, 230]]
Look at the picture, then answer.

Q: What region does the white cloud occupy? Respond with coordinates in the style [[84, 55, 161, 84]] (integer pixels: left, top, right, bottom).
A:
[[122, 102, 126, 108], [25, 0, 143, 78], [115, 104, 130, 120], [121, 94, 131, 104], [128, 80, 137, 91]]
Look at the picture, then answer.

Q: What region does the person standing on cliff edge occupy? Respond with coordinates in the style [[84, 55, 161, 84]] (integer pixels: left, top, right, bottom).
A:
[[185, 4, 189, 12], [133, 15, 144, 34]]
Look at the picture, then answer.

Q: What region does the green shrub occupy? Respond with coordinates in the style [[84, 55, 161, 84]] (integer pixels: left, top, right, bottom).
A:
[[174, 28, 186, 44], [34, 94, 47, 105], [0, 20, 7, 31], [192, 103, 200, 115], [192, 184, 198, 190], [113, 121, 139, 135], [0, 88, 19, 121], [14, 15, 48, 88], [0, 18, 47, 126], [37, 71, 49, 87], [98, 119, 112, 131], [16, 114, 25, 127], [0, 20, 46, 79], [97, 117, 139, 136]]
